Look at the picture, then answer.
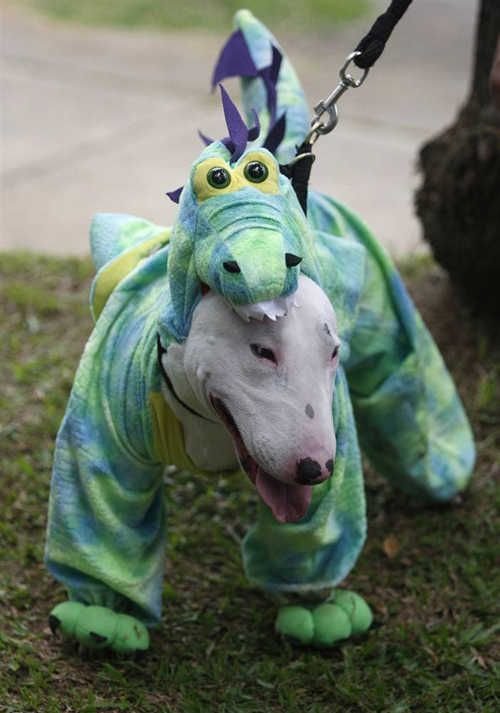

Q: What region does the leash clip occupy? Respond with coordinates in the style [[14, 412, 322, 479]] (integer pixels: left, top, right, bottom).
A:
[[307, 51, 369, 145]]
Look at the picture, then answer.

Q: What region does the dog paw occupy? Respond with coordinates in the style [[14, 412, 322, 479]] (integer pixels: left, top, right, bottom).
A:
[[49, 601, 150, 654], [275, 590, 372, 647], [275, 605, 315, 645], [327, 589, 373, 636]]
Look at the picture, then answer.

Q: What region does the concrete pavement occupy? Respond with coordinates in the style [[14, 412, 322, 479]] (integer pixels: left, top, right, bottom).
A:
[[1, 1, 478, 255]]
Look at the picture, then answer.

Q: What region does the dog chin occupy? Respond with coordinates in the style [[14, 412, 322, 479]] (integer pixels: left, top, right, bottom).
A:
[[210, 396, 312, 523]]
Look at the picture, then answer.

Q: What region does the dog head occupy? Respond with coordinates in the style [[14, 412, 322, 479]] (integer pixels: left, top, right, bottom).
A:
[[161, 274, 340, 523]]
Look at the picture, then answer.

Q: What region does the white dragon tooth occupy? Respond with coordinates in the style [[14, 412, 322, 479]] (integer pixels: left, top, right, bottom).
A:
[[233, 304, 251, 321], [232, 294, 299, 323]]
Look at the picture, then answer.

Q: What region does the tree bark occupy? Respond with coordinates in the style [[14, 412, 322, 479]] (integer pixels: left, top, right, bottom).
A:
[[415, 1, 500, 314]]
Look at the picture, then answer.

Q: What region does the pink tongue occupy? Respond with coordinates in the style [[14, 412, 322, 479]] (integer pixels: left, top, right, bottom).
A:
[[255, 470, 312, 523]]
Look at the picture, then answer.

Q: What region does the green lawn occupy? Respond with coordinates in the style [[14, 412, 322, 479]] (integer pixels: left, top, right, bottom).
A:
[[20, 0, 369, 31], [0, 252, 499, 712]]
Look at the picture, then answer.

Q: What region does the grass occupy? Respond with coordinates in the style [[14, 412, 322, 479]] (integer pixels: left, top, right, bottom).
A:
[[0, 252, 499, 712], [19, 0, 369, 32]]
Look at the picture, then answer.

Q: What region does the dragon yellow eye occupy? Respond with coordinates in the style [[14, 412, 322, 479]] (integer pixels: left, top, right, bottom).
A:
[[207, 167, 231, 189], [244, 160, 269, 183]]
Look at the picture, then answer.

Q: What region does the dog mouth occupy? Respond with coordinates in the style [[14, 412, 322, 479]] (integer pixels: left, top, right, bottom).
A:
[[210, 396, 312, 524]]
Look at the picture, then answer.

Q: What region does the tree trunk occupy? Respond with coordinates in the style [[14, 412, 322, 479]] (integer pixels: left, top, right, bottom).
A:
[[415, 0, 500, 314]]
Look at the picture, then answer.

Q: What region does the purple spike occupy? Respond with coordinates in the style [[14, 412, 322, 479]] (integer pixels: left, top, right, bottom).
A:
[[221, 137, 236, 154], [262, 76, 278, 122], [264, 113, 287, 154], [258, 45, 282, 122], [219, 84, 248, 162], [247, 109, 261, 142], [269, 44, 283, 85], [198, 129, 214, 146], [166, 186, 183, 204], [211, 29, 258, 88]]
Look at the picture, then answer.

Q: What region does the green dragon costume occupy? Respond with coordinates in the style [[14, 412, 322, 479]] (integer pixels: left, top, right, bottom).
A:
[[45, 11, 475, 652]]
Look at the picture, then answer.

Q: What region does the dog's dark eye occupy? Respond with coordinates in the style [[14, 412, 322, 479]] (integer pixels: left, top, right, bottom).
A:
[[331, 345, 339, 360], [250, 343, 277, 364]]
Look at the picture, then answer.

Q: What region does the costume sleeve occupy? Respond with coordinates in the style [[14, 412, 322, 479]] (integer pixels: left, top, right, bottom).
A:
[[242, 367, 366, 593], [45, 271, 166, 625], [341, 205, 475, 501]]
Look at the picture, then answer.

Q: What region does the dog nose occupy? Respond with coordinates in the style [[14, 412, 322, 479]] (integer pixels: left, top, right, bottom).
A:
[[296, 458, 323, 484]]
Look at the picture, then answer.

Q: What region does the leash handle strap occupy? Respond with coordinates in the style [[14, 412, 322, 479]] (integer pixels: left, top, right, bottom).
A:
[[354, 0, 413, 69], [286, 0, 414, 212], [305, 0, 413, 143]]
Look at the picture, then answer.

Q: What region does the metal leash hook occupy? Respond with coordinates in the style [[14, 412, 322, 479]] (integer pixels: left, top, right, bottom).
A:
[[306, 51, 369, 145]]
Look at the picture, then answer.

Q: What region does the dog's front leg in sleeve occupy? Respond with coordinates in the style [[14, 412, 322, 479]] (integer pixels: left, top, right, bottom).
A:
[[242, 367, 372, 646], [45, 291, 167, 653]]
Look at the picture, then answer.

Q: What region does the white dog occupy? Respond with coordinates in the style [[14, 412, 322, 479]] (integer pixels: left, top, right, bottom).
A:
[[159, 274, 340, 524]]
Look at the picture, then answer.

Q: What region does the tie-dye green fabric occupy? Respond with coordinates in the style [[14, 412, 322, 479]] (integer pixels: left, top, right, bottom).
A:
[[45, 201, 474, 623], [161, 142, 322, 343], [45, 10, 475, 624], [233, 9, 310, 165]]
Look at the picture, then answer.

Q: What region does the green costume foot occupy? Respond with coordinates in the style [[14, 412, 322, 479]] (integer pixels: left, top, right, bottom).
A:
[[49, 602, 150, 654], [275, 590, 372, 647]]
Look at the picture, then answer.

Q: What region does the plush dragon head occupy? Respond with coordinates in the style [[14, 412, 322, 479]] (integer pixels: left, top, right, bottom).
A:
[[160, 10, 321, 342]]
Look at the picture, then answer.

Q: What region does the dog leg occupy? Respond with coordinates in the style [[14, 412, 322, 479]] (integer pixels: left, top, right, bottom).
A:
[[45, 285, 170, 653], [345, 225, 475, 501], [242, 368, 371, 647]]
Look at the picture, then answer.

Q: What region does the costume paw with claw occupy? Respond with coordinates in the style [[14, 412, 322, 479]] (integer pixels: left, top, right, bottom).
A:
[[275, 590, 372, 647], [49, 602, 149, 654]]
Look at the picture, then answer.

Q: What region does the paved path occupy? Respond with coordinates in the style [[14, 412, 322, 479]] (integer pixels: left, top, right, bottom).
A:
[[1, 1, 477, 256]]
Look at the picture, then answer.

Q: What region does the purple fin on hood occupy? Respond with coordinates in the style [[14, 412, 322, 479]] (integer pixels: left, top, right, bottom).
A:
[[211, 29, 286, 154], [220, 84, 250, 162], [264, 113, 287, 154], [211, 29, 259, 87], [247, 109, 261, 142], [269, 43, 282, 85], [212, 27, 283, 124], [198, 129, 214, 146], [259, 45, 282, 122], [166, 186, 183, 204]]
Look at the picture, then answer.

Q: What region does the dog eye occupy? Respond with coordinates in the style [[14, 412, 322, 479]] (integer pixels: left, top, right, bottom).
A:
[[250, 343, 277, 364]]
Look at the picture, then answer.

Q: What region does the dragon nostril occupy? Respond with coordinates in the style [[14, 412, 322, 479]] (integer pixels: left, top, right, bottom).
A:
[[223, 260, 241, 274], [285, 253, 302, 268]]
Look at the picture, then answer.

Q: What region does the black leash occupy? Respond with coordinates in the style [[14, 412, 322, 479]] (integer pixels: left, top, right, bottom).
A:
[[354, 0, 414, 69], [280, 147, 315, 215], [285, 0, 414, 213]]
